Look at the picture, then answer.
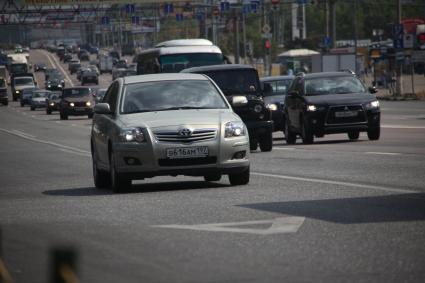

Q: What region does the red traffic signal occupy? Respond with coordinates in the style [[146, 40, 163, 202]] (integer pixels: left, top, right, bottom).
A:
[[265, 39, 271, 49], [271, 0, 279, 4], [418, 33, 425, 44]]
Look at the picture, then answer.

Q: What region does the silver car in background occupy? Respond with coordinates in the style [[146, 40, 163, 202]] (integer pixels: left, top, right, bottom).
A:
[[91, 73, 250, 193]]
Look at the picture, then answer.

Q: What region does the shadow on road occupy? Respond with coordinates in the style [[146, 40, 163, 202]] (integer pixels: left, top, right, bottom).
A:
[[238, 193, 425, 224], [43, 181, 229, 196]]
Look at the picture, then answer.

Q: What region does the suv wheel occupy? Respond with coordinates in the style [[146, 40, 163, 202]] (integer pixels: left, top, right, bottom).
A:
[[249, 138, 258, 151], [46, 109, 52, 115], [367, 127, 380, 140], [110, 153, 131, 193], [30, 106, 35, 111], [259, 132, 273, 152], [285, 119, 297, 144], [92, 148, 111, 189], [60, 112, 68, 120], [229, 167, 250, 186], [301, 119, 314, 144], [348, 131, 360, 140], [204, 173, 222, 182]]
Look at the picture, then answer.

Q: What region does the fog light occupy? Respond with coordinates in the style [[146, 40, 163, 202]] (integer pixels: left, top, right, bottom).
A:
[[124, 157, 141, 165], [232, 151, 246, 160], [312, 119, 317, 124]]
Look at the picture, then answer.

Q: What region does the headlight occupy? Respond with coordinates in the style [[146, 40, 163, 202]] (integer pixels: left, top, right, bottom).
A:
[[70, 102, 75, 107], [266, 103, 278, 111], [15, 90, 19, 93], [50, 102, 55, 106], [86, 101, 91, 107], [253, 104, 263, 113], [48, 85, 51, 88], [365, 100, 380, 109], [119, 128, 146, 143], [307, 105, 317, 112], [225, 121, 246, 138], [58, 84, 62, 88]]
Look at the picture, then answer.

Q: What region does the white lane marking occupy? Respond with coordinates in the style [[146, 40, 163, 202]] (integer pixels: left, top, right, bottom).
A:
[[0, 128, 90, 156], [153, 216, 305, 235], [365, 152, 402, 156], [382, 124, 425, 129], [42, 50, 74, 87], [274, 147, 296, 151], [58, 148, 91, 157], [55, 121, 62, 124], [11, 130, 35, 138], [251, 172, 417, 194]]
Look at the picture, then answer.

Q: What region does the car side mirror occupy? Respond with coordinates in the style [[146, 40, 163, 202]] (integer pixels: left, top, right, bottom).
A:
[[232, 96, 248, 107], [368, 86, 378, 94], [94, 103, 112, 114], [262, 82, 273, 95]]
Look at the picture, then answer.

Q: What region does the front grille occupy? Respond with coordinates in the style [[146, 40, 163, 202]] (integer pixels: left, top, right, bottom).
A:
[[326, 105, 367, 125], [154, 129, 217, 143], [158, 156, 217, 167], [73, 101, 87, 107]]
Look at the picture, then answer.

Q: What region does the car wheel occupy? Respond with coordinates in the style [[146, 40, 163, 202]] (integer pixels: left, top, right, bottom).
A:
[[60, 112, 68, 120], [259, 132, 273, 152], [301, 119, 314, 144], [110, 153, 131, 193], [92, 147, 111, 189], [3, 101, 8, 106], [30, 106, 35, 111], [229, 167, 250, 186], [348, 131, 360, 140], [249, 138, 258, 151], [46, 109, 52, 115], [204, 173, 222, 182], [88, 113, 93, 119], [20, 102, 24, 107], [13, 96, 17, 102], [284, 118, 297, 144], [367, 126, 380, 140]]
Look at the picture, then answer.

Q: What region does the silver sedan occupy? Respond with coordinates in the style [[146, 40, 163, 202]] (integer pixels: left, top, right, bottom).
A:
[[91, 73, 250, 193]]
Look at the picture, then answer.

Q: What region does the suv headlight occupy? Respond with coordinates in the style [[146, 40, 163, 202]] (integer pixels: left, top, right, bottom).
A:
[[119, 128, 146, 143], [266, 103, 278, 111], [307, 105, 317, 112], [225, 121, 246, 138], [365, 100, 380, 109]]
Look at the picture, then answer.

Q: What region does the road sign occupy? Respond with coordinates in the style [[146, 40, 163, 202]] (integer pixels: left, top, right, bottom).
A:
[[220, 1, 230, 12], [393, 23, 404, 49], [261, 32, 272, 39], [262, 24, 271, 33], [323, 36, 331, 48], [396, 50, 405, 61], [411, 50, 425, 63], [403, 33, 414, 49], [164, 3, 173, 14]]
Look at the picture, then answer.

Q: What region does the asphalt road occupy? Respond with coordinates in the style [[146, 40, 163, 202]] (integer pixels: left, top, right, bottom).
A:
[[0, 50, 424, 283]]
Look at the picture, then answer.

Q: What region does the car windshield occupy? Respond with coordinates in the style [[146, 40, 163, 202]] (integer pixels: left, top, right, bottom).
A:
[[63, 88, 90, 97], [33, 92, 48, 98], [0, 79, 5, 87], [304, 76, 367, 95], [11, 64, 27, 73], [121, 80, 228, 114], [264, 79, 293, 96], [15, 78, 34, 85], [201, 69, 260, 95], [159, 53, 223, 72]]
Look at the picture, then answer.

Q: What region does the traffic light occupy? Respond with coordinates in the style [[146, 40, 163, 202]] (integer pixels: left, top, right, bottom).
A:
[[418, 33, 425, 45], [271, 0, 279, 10], [265, 39, 271, 55]]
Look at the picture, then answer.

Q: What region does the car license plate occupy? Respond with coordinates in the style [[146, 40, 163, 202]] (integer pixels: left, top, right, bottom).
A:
[[166, 146, 208, 159], [75, 107, 85, 111], [335, 111, 357, 118]]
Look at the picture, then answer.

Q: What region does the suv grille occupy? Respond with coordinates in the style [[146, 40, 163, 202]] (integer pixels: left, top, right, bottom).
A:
[[154, 129, 217, 143], [326, 105, 367, 125]]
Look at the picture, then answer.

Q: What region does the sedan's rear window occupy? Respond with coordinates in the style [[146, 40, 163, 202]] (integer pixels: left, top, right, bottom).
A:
[[121, 80, 228, 114]]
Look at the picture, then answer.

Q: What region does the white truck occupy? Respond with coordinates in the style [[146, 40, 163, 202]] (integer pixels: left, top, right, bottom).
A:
[[98, 54, 113, 74]]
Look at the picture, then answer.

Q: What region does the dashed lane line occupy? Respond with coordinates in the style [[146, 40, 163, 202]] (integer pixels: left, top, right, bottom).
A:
[[365, 152, 402, 156]]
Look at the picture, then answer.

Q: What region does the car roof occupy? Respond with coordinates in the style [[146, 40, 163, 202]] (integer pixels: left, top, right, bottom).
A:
[[181, 64, 255, 73], [299, 72, 356, 79], [260, 75, 294, 82], [123, 73, 209, 84]]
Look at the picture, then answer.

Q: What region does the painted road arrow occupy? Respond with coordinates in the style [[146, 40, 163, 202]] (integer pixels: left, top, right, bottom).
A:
[[152, 216, 305, 235]]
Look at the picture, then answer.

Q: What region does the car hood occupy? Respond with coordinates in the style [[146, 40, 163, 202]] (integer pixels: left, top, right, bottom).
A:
[[62, 96, 91, 103], [118, 109, 239, 129], [304, 93, 376, 106], [15, 85, 35, 91], [264, 95, 285, 104], [32, 97, 46, 102]]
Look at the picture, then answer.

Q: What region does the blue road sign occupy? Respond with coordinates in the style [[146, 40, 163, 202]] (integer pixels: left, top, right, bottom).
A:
[[250, 0, 259, 13], [101, 16, 109, 25], [176, 13, 184, 21], [393, 23, 404, 49], [131, 16, 139, 25], [164, 3, 174, 14], [125, 4, 135, 14], [323, 36, 332, 48], [220, 1, 230, 12]]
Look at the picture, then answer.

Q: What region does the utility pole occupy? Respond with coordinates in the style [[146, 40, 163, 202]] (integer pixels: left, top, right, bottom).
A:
[[234, 12, 240, 64], [354, 0, 358, 73], [395, 0, 402, 97]]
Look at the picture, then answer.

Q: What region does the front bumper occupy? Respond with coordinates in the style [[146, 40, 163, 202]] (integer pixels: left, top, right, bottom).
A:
[[62, 106, 93, 116], [112, 134, 250, 179]]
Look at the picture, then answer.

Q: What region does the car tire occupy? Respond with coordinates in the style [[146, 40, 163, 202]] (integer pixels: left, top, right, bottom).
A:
[[46, 109, 52, 115], [249, 138, 258, 151], [13, 96, 17, 102], [92, 147, 111, 189], [110, 153, 131, 193], [3, 101, 8, 106], [367, 127, 380, 140], [60, 112, 68, 120], [348, 131, 360, 140], [30, 106, 35, 111], [301, 119, 314, 144], [259, 132, 273, 152], [20, 102, 24, 107], [284, 118, 297, 144], [204, 174, 222, 182], [229, 167, 250, 186], [88, 113, 93, 119]]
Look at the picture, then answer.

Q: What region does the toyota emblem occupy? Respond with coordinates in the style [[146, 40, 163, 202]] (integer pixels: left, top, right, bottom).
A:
[[178, 128, 192, 137]]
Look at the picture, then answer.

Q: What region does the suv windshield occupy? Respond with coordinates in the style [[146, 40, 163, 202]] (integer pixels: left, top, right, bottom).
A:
[[159, 53, 223, 73], [202, 69, 260, 95], [11, 64, 27, 73], [304, 76, 366, 95], [121, 80, 228, 114], [15, 77, 34, 85], [63, 88, 90, 97]]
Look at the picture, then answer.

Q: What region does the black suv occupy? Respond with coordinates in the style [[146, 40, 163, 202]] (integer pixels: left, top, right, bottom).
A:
[[182, 64, 274, 151], [284, 72, 381, 144]]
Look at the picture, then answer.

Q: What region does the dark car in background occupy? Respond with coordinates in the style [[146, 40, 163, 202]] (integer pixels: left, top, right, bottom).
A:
[[78, 50, 90, 61], [260, 75, 294, 133], [0, 77, 7, 105], [62, 53, 73, 63], [46, 91, 62, 114], [20, 87, 39, 107], [284, 72, 381, 144], [34, 62, 47, 72], [182, 64, 274, 152], [59, 87, 95, 120], [81, 69, 99, 85], [45, 68, 60, 81], [46, 74, 65, 91], [68, 60, 81, 74]]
